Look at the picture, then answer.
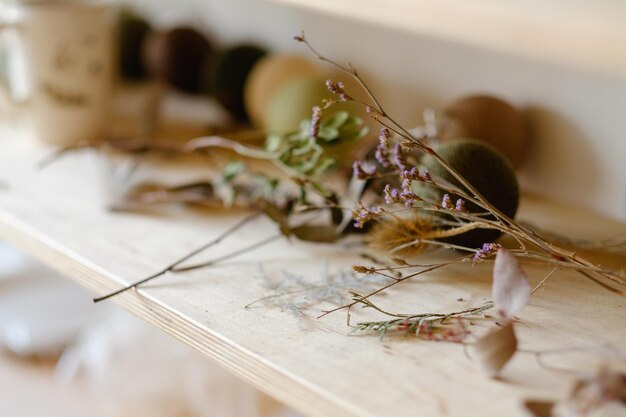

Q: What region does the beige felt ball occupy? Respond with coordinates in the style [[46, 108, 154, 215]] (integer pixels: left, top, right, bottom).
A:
[[244, 55, 320, 128], [264, 75, 333, 135], [440, 94, 530, 168]]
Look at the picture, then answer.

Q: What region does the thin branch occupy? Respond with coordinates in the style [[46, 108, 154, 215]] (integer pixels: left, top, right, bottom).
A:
[[531, 267, 559, 294], [171, 233, 283, 273], [318, 256, 469, 319], [93, 212, 261, 302]]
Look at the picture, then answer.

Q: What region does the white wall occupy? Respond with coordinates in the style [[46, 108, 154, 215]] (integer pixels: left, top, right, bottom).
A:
[[129, 0, 626, 221]]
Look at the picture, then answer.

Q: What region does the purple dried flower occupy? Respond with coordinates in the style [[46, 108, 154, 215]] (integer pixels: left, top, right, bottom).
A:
[[379, 128, 392, 141], [310, 106, 322, 138], [442, 194, 453, 209], [393, 143, 408, 171], [421, 169, 432, 182], [399, 179, 420, 207], [352, 201, 383, 228], [455, 198, 466, 212], [325, 79, 345, 95], [352, 161, 377, 180], [365, 106, 382, 118], [383, 184, 402, 205], [472, 243, 502, 264], [401, 178, 412, 194], [375, 137, 391, 168], [400, 167, 420, 180]]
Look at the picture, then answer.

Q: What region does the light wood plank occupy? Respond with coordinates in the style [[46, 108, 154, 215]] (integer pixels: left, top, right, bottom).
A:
[[0, 138, 624, 417], [271, 0, 626, 79]]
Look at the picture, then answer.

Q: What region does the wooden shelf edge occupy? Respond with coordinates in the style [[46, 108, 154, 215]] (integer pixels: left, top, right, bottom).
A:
[[272, 0, 626, 79], [0, 210, 369, 417]]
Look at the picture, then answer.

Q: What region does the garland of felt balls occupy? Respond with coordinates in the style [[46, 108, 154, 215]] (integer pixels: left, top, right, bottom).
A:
[[116, 9, 531, 170], [116, 8, 338, 134]]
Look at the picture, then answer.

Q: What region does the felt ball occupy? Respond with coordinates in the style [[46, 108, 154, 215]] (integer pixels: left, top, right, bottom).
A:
[[143, 27, 213, 94], [117, 10, 152, 81], [416, 139, 519, 249], [244, 55, 320, 128], [264, 75, 333, 135], [208, 44, 267, 120], [440, 95, 529, 168]]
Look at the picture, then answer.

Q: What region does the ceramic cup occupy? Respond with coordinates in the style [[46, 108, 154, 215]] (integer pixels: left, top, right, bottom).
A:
[[0, 1, 114, 145]]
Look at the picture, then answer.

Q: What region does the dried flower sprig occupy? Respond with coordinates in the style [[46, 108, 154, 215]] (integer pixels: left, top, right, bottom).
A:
[[295, 32, 625, 323], [352, 299, 492, 341], [89, 111, 368, 302]]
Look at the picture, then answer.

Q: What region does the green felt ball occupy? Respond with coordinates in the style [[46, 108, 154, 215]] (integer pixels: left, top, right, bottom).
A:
[[264, 75, 334, 135], [143, 27, 213, 94], [416, 139, 519, 249], [117, 10, 152, 81], [207, 44, 267, 120]]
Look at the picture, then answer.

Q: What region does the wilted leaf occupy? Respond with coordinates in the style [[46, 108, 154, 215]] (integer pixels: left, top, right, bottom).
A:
[[493, 248, 531, 319], [523, 400, 554, 417], [112, 181, 219, 210], [291, 225, 341, 243], [256, 200, 291, 237], [473, 321, 517, 377], [553, 367, 626, 417]]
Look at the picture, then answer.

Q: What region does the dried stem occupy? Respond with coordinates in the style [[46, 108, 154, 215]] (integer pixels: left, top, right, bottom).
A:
[[296, 32, 625, 308], [318, 254, 472, 321], [93, 212, 262, 302]]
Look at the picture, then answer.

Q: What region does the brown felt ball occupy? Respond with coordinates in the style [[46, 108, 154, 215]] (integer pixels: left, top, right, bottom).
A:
[[416, 139, 519, 249], [207, 44, 267, 121], [143, 27, 213, 94], [440, 95, 529, 168], [117, 10, 152, 81]]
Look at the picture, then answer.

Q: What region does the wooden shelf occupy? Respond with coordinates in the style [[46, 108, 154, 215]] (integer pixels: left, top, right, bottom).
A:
[[0, 137, 624, 417], [272, 0, 626, 79]]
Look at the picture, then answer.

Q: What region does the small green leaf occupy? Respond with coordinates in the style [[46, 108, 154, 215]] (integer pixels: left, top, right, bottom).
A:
[[264, 134, 283, 152], [222, 161, 245, 183], [324, 111, 349, 129]]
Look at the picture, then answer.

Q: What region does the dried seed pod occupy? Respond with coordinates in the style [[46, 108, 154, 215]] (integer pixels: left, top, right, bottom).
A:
[[366, 215, 433, 258]]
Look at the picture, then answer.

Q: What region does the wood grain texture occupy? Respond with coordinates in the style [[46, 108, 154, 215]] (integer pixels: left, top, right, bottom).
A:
[[271, 0, 626, 79], [0, 137, 624, 417]]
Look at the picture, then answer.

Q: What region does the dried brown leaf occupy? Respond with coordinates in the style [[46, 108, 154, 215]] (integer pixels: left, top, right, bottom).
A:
[[473, 321, 517, 377], [554, 367, 626, 417], [493, 248, 531, 319], [523, 400, 554, 417], [392, 257, 409, 266]]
